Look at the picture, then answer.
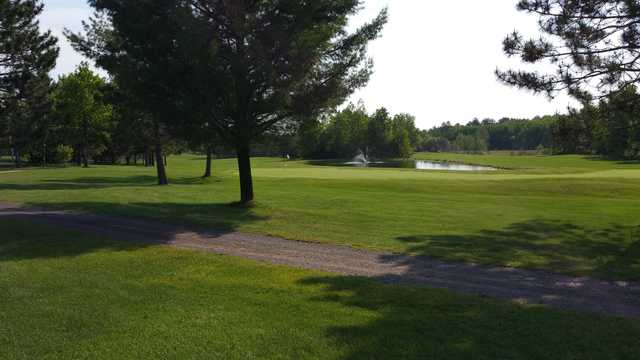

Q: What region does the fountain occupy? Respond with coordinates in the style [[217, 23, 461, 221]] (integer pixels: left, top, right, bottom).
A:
[[346, 151, 369, 166]]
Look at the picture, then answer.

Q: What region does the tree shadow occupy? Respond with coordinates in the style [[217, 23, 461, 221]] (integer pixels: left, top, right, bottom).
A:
[[0, 201, 266, 262], [395, 220, 640, 280], [0, 175, 226, 191], [0, 175, 161, 191], [298, 275, 640, 359], [584, 155, 640, 166], [0, 217, 151, 262]]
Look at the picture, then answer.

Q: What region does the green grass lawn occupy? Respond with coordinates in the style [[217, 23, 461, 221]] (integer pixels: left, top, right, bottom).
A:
[[0, 153, 639, 279], [1, 219, 639, 360]]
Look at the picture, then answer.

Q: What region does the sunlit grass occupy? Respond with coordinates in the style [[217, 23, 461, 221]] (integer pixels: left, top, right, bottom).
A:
[[1, 219, 639, 359], [0, 153, 639, 279]]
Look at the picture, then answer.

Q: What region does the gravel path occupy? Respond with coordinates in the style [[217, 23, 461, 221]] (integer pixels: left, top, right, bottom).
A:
[[1, 202, 639, 319]]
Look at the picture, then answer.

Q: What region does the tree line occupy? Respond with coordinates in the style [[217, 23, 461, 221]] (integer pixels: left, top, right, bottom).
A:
[[1, 0, 388, 203], [423, 116, 557, 154], [3, 0, 640, 204], [553, 86, 640, 159], [298, 103, 419, 160]]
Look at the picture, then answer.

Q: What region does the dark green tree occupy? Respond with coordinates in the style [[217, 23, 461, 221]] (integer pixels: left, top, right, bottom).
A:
[[0, 0, 58, 166], [367, 108, 393, 158], [66, 2, 188, 185], [498, 0, 640, 101], [184, 0, 387, 203], [70, 0, 386, 202]]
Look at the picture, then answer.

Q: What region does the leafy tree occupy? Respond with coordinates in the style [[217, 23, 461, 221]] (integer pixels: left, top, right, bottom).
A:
[[53, 63, 113, 167], [597, 86, 640, 158], [367, 108, 393, 158], [67, 2, 190, 185], [71, 0, 387, 203], [390, 113, 418, 158], [547, 85, 640, 158], [0, 0, 58, 166], [421, 136, 451, 152], [498, 0, 640, 101]]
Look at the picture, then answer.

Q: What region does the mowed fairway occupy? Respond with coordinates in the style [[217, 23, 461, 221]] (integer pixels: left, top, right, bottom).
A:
[[1, 153, 639, 279], [1, 219, 639, 359]]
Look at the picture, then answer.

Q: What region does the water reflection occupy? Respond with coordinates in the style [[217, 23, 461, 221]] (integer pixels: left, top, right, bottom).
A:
[[315, 160, 497, 172]]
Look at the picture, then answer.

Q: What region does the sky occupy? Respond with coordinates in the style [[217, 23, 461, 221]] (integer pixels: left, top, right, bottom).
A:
[[40, 0, 577, 129]]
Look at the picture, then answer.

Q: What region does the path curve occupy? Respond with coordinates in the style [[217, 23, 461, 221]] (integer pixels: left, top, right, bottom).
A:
[[1, 202, 639, 319]]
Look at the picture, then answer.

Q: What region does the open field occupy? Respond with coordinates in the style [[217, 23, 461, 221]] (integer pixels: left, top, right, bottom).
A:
[[0, 153, 639, 279], [1, 219, 639, 359]]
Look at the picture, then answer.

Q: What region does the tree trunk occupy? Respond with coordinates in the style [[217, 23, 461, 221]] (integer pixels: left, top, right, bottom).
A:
[[42, 141, 47, 168], [203, 147, 213, 178], [75, 147, 82, 167], [236, 143, 254, 203], [13, 148, 20, 168], [82, 144, 89, 168], [155, 143, 169, 186]]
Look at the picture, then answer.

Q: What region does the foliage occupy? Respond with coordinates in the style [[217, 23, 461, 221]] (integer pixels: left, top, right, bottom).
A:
[[68, 0, 387, 202], [0, 0, 58, 165], [53, 144, 73, 164], [424, 116, 556, 153], [553, 86, 640, 159], [300, 105, 419, 159], [498, 0, 640, 101], [52, 63, 113, 167]]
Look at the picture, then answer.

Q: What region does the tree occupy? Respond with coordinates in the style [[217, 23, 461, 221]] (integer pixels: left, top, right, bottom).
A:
[[544, 85, 640, 158], [193, 1, 387, 202], [391, 113, 419, 157], [71, 0, 387, 203], [184, 1, 387, 203], [498, 0, 640, 101], [597, 86, 640, 158], [0, 0, 58, 166], [67, 2, 189, 185], [367, 108, 393, 158], [53, 63, 113, 167]]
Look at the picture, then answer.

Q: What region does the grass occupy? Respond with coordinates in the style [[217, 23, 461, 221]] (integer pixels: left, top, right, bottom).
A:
[[0, 153, 639, 279], [1, 219, 639, 360]]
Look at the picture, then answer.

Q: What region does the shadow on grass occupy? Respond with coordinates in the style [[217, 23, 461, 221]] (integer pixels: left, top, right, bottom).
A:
[[0, 201, 265, 262], [298, 275, 640, 359], [0, 218, 151, 262], [584, 155, 640, 166], [0, 175, 160, 191], [395, 220, 640, 280], [0, 175, 227, 191]]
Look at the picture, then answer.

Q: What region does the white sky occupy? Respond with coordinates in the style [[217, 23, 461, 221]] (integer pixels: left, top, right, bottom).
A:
[[40, 0, 577, 129]]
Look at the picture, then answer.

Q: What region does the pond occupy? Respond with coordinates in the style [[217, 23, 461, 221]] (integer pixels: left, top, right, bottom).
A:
[[313, 160, 498, 172]]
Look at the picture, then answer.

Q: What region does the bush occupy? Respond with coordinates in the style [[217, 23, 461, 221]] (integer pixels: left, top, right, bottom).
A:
[[54, 145, 74, 164]]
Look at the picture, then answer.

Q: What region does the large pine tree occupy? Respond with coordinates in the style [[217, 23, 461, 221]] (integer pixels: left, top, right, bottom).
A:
[[70, 0, 387, 203], [0, 0, 58, 166], [498, 0, 640, 101]]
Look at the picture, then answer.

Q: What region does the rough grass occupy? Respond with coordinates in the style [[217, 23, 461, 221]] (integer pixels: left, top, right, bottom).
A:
[[0, 153, 639, 279], [1, 219, 639, 360]]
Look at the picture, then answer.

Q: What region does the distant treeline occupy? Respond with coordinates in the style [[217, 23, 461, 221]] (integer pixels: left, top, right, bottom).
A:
[[423, 116, 556, 154], [298, 103, 419, 160], [553, 86, 640, 160], [424, 86, 640, 160], [293, 103, 559, 160], [3, 60, 638, 167], [271, 87, 640, 160]]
